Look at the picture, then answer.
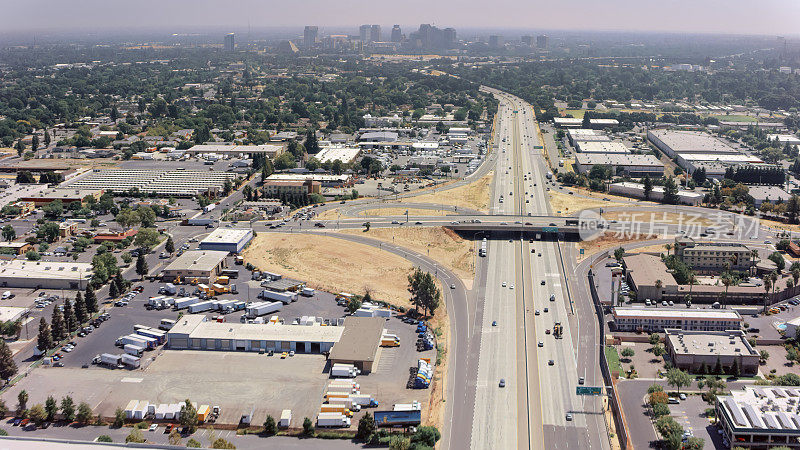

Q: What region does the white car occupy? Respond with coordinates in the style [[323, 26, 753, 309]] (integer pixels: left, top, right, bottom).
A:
[[510, 284, 515, 289], [502, 282, 507, 287]]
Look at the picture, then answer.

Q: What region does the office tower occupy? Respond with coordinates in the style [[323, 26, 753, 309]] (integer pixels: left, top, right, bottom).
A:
[[370, 25, 381, 42], [303, 26, 318, 49], [391, 25, 403, 42], [521, 35, 534, 46], [536, 34, 549, 49], [489, 35, 502, 49], [223, 33, 235, 52], [443, 28, 456, 48], [359, 24, 370, 42]]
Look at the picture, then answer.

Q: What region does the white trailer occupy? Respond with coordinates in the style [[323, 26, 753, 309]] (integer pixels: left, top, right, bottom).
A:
[[246, 301, 282, 318], [136, 328, 166, 344], [124, 400, 140, 419], [279, 409, 292, 428], [316, 413, 350, 428], [188, 300, 217, 313], [124, 344, 145, 356], [116, 335, 148, 349], [259, 290, 297, 304], [301, 287, 315, 296], [121, 353, 140, 368], [174, 296, 200, 309], [155, 404, 169, 420], [331, 364, 358, 378]]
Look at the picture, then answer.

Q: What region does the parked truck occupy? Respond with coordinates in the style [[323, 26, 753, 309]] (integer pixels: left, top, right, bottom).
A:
[[349, 394, 379, 407], [159, 283, 177, 295], [174, 296, 200, 310], [301, 287, 315, 297], [136, 328, 166, 345], [95, 353, 122, 368], [116, 335, 149, 349], [330, 364, 359, 378], [245, 301, 282, 318], [120, 353, 140, 368], [203, 203, 216, 213], [124, 344, 144, 357], [316, 413, 350, 428], [188, 300, 217, 314], [320, 405, 353, 417], [279, 410, 292, 428], [259, 290, 297, 304]]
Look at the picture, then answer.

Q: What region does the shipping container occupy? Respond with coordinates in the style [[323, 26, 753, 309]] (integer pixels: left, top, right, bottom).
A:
[[197, 405, 211, 422]]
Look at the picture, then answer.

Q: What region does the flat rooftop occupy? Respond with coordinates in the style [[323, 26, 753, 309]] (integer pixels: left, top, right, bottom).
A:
[[666, 329, 756, 357], [575, 153, 661, 166], [315, 146, 361, 164], [164, 250, 229, 272], [576, 141, 630, 154], [328, 316, 386, 363], [200, 229, 252, 245], [0, 260, 93, 280], [170, 314, 345, 343], [187, 144, 283, 155], [718, 386, 800, 431], [64, 169, 236, 196], [622, 253, 676, 286], [614, 307, 742, 321], [649, 130, 739, 154]]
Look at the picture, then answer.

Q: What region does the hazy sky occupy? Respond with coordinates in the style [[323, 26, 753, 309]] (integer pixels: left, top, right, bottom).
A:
[[2, 0, 799, 36]]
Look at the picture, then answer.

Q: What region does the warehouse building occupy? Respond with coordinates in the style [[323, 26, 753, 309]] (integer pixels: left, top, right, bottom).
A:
[[22, 188, 102, 206], [676, 152, 764, 174], [64, 169, 237, 197], [315, 146, 361, 164], [553, 117, 583, 128], [717, 386, 800, 448], [575, 141, 630, 154], [666, 329, 758, 375], [263, 180, 321, 197], [185, 144, 284, 158], [748, 186, 792, 208], [266, 173, 353, 188], [647, 130, 740, 158], [199, 229, 254, 254], [612, 306, 743, 332], [608, 182, 703, 205], [567, 129, 610, 145], [0, 260, 93, 290], [162, 250, 228, 284], [327, 316, 387, 373], [574, 154, 663, 178]]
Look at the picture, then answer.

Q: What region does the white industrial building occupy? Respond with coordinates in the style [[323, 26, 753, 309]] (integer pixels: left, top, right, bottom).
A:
[[574, 154, 663, 177], [186, 144, 284, 158], [266, 173, 352, 187], [162, 250, 229, 283], [675, 153, 764, 173], [608, 181, 704, 205], [553, 117, 583, 128], [768, 134, 800, 146], [748, 186, 792, 208], [647, 130, 740, 158], [567, 129, 610, 145], [0, 260, 93, 290], [315, 146, 361, 164], [575, 141, 630, 154], [65, 169, 237, 197], [198, 229, 254, 253], [716, 386, 800, 448]]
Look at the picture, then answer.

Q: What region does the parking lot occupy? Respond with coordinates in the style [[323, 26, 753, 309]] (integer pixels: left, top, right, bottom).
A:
[[668, 395, 726, 449]]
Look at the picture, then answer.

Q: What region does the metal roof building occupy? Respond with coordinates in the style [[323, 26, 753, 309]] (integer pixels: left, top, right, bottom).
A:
[[575, 141, 630, 154], [162, 250, 229, 283], [647, 130, 740, 157], [328, 316, 386, 373], [64, 169, 236, 197], [186, 144, 284, 158], [574, 154, 663, 177], [198, 229, 253, 254], [0, 260, 93, 290], [716, 386, 800, 447]]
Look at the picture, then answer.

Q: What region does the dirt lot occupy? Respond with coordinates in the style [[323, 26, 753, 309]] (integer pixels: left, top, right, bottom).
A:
[[341, 226, 474, 287], [357, 207, 448, 217], [549, 188, 659, 216], [577, 233, 672, 261], [242, 233, 415, 308], [408, 172, 493, 213], [602, 211, 715, 227]]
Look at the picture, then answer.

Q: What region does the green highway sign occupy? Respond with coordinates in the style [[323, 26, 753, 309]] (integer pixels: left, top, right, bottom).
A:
[[542, 227, 558, 233], [576, 386, 602, 396]]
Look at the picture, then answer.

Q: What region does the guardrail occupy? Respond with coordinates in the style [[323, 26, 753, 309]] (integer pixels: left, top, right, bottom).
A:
[[588, 251, 631, 450]]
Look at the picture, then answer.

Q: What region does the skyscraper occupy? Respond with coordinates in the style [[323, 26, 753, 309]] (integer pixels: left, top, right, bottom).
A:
[[223, 33, 235, 52], [521, 35, 534, 46], [370, 25, 381, 43], [303, 26, 318, 49], [391, 25, 403, 43], [536, 34, 549, 49], [443, 28, 457, 48], [489, 35, 502, 49], [359, 25, 370, 42]]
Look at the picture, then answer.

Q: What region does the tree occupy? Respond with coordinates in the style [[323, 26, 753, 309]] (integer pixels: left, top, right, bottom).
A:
[[407, 268, 441, 317], [113, 407, 125, 427], [74, 292, 88, 325], [263, 415, 277, 436], [0, 340, 18, 382], [620, 347, 635, 360], [356, 413, 375, 441], [652, 344, 665, 358], [666, 367, 691, 394], [648, 333, 660, 346], [14, 139, 24, 156], [769, 251, 786, 272], [662, 176, 679, 204], [25, 250, 41, 261], [655, 416, 684, 450], [134, 228, 161, 251], [84, 285, 97, 314], [50, 306, 65, 342], [109, 281, 119, 299], [37, 318, 52, 352], [168, 429, 182, 445], [97, 435, 113, 443], [305, 129, 320, 154], [388, 435, 410, 450], [180, 399, 198, 434], [648, 383, 664, 394], [36, 222, 60, 242], [684, 437, 705, 450], [63, 299, 77, 333], [714, 357, 723, 375], [17, 390, 28, 414], [76, 402, 92, 424], [411, 426, 441, 447], [187, 438, 202, 447], [302, 417, 314, 436], [28, 404, 46, 426], [614, 247, 625, 262], [731, 358, 741, 378], [60, 396, 75, 422], [126, 428, 145, 443], [1, 225, 15, 242], [136, 254, 148, 280], [42, 200, 64, 220], [45, 396, 58, 422], [165, 236, 175, 254], [652, 402, 670, 418], [347, 296, 363, 313], [760, 349, 770, 363], [211, 437, 236, 448]]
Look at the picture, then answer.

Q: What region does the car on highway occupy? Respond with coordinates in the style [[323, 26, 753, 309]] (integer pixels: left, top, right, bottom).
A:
[[509, 284, 514, 289], [565, 413, 573, 421], [541, 280, 546, 285], [499, 379, 506, 388], [391, 220, 400, 224], [548, 359, 554, 365], [534, 310, 540, 315], [450, 284, 456, 289], [579, 377, 585, 385], [415, 221, 423, 225], [502, 282, 507, 287], [492, 321, 497, 326], [538, 341, 543, 347]]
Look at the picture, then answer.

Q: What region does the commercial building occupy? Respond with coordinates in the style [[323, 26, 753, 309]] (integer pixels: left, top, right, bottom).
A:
[[65, 169, 236, 197], [536, 34, 548, 48], [93, 229, 138, 243], [166, 314, 343, 354], [622, 253, 677, 302], [223, 33, 235, 52], [783, 316, 800, 339], [327, 316, 387, 373], [567, 129, 611, 145], [608, 182, 702, 205], [162, 250, 229, 284], [553, 117, 583, 128], [266, 173, 353, 187], [303, 26, 318, 49], [647, 130, 740, 158], [0, 260, 93, 290], [262, 180, 321, 197], [674, 237, 755, 273], [315, 146, 361, 164], [199, 229, 254, 254], [588, 118, 619, 128], [575, 141, 629, 154], [0, 242, 32, 255], [675, 153, 764, 174], [22, 188, 102, 206], [574, 154, 663, 178], [748, 186, 792, 208], [716, 386, 800, 448], [359, 131, 399, 143], [185, 144, 283, 158], [767, 134, 800, 146], [612, 306, 743, 332], [665, 329, 758, 375]]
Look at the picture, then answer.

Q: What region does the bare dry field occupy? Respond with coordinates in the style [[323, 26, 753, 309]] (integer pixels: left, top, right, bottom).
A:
[[358, 207, 449, 217], [577, 233, 673, 262], [602, 211, 715, 227], [341, 226, 474, 287], [549, 191, 630, 216], [408, 171, 493, 212], [242, 233, 415, 308]]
